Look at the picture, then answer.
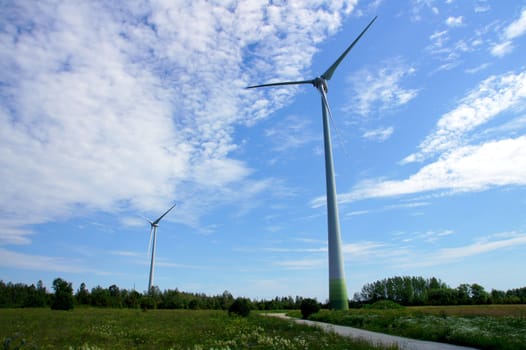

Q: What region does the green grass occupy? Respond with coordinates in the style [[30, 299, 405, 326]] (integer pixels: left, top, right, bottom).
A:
[[302, 305, 526, 350], [0, 308, 395, 350]]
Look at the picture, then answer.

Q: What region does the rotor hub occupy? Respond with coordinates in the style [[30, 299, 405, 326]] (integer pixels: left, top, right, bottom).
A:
[[313, 77, 328, 93]]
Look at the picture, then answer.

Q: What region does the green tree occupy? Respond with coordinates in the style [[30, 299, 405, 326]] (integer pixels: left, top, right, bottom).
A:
[[108, 284, 122, 307], [90, 286, 110, 307], [456, 284, 471, 305], [470, 283, 489, 304], [76, 282, 90, 305], [490, 289, 506, 304], [428, 288, 457, 305], [51, 278, 74, 310], [122, 289, 141, 308], [220, 290, 234, 310], [22, 281, 47, 307]]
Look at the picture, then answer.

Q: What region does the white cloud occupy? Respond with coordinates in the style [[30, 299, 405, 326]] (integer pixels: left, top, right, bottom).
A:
[[437, 233, 525, 259], [344, 136, 526, 202], [311, 231, 526, 270], [426, 29, 477, 70], [275, 258, 325, 270], [491, 41, 513, 57], [505, 8, 526, 39], [465, 63, 490, 74], [272, 241, 398, 269], [342, 241, 389, 258], [491, 8, 526, 57], [0, 1, 358, 244], [264, 115, 317, 152], [410, 0, 441, 21], [428, 30, 449, 52], [474, 1, 490, 13], [403, 71, 526, 164], [398, 231, 526, 267], [345, 61, 418, 117], [445, 16, 463, 27], [419, 229, 455, 243], [0, 248, 97, 273], [362, 127, 394, 142], [346, 210, 371, 217], [322, 71, 526, 207]]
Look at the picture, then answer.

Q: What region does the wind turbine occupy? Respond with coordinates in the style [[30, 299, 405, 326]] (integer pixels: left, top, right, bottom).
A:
[[247, 17, 377, 310], [145, 203, 176, 293]]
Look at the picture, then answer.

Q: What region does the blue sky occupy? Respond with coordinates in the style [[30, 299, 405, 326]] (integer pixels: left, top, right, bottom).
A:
[[1, 0, 526, 301]]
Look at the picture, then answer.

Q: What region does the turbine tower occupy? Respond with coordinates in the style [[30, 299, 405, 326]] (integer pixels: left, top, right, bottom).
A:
[[145, 203, 176, 293], [247, 17, 377, 310]]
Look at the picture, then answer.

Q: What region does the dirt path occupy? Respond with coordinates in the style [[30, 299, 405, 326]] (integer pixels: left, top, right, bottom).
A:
[[263, 313, 478, 350]]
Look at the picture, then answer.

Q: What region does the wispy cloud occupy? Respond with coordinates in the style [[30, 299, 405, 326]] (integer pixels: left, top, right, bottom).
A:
[[0, 1, 357, 244], [410, 0, 440, 21], [272, 240, 395, 269], [426, 29, 474, 71], [446, 16, 464, 27], [274, 258, 325, 270], [397, 231, 526, 267], [343, 202, 429, 218], [465, 62, 490, 74], [345, 61, 418, 117], [0, 248, 98, 274], [491, 8, 526, 57], [333, 232, 526, 269], [342, 136, 526, 202], [362, 126, 394, 142], [109, 250, 144, 258], [474, 1, 490, 13], [247, 228, 526, 272], [264, 115, 317, 152], [403, 70, 526, 164]]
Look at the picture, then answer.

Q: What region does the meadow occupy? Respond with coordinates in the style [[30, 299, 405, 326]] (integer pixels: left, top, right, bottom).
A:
[[0, 308, 395, 350], [298, 304, 526, 350]]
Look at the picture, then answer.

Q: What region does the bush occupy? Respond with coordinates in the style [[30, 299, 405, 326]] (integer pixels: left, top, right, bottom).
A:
[[364, 300, 403, 309], [300, 298, 320, 319], [228, 297, 251, 317], [140, 296, 156, 310]]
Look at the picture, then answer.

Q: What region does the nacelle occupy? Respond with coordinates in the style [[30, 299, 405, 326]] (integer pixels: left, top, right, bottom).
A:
[[313, 77, 328, 93]]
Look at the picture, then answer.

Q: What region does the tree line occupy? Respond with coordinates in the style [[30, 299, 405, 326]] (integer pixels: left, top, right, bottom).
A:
[[353, 276, 526, 306], [0, 278, 308, 310], [1, 276, 525, 310]]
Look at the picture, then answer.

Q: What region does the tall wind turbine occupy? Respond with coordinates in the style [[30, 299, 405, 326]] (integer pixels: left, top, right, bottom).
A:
[[145, 203, 176, 293], [247, 17, 377, 310]]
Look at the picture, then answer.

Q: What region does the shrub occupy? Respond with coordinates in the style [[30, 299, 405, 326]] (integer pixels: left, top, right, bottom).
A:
[[300, 298, 321, 319], [363, 300, 403, 309], [228, 297, 251, 317], [140, 296, 156, 310]]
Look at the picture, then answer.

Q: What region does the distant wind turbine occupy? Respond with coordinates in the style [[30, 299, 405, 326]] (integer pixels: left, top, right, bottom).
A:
[[145, 203, 176, 293], [247, 17, 377, 310]]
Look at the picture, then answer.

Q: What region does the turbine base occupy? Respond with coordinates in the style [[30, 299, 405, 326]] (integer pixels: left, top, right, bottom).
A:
[[329, 278, 349, 310]]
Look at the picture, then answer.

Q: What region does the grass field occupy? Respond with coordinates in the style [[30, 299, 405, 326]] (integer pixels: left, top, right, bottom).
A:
[[299, 304, 526, 350], [0, 308, 396, 350]]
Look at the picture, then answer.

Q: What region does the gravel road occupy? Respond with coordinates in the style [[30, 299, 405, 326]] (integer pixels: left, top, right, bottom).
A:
[[264, 313, 478, 350]]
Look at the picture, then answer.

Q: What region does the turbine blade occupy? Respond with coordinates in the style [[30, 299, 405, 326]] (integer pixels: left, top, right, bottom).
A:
[[147, 226, 154, 257], [320, 88, 351, 159], [246, 79, 314, 89], [320, 88, 335, 127], [152, 203, 176, 225], [321, 16, 377, 81], [140, 214, 154, 226]]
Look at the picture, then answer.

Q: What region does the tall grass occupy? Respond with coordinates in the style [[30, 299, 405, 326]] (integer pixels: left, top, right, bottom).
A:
[[306, 305, 526, 350], [0, 308, 395, 349]]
